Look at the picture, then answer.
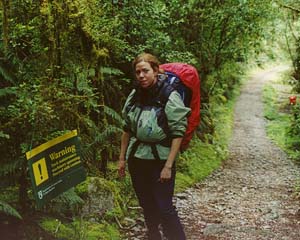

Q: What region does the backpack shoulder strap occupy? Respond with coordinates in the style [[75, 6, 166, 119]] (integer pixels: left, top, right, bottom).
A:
[[158, 79, 175, 106]]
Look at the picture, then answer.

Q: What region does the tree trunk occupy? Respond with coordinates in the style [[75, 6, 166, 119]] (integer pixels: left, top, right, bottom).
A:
[[97, 59, 110, 177], [19, 161, 29, 212], [1, 0, 9, 53], [293, 39, 300, 92]]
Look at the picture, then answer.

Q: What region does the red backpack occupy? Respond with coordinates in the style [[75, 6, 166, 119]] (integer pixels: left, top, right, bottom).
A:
[[160, 63, 200, 151]]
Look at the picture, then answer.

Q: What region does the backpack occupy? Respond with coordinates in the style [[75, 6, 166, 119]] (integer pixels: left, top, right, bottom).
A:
[[160, 63, 200, 150]]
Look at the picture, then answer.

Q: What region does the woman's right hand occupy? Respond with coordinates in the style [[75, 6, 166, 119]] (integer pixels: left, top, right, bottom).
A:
[[118, 157, 126, 178], [119, 132, 130, 178]]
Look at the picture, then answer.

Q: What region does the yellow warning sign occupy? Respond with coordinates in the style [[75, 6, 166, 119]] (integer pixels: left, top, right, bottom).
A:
[[26, 130, 86, 208], [32, 158, 49, 186]]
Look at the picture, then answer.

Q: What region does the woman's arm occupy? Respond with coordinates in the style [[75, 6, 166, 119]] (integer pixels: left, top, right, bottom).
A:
[[118, 131, 130, 177], [159, 91, 190, 182], [159, 137, 182, 182]]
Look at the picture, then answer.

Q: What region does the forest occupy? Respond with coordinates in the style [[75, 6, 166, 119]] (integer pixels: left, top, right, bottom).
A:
[[1, 0, 300, 239]]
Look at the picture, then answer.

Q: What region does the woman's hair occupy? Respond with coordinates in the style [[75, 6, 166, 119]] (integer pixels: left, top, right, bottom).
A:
[[132, 53, 164, 74]]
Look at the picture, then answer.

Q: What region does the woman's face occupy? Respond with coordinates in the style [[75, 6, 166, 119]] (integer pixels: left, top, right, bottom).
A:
[[135, 61, 158, 88]]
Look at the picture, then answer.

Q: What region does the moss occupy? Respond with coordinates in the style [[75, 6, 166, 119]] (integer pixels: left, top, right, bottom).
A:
[[175, 172, 193, 192], [39, 218, 73, 239], [75, 176, 125, 220], [176, 139, 222, 192], [177, 140, 221, 188], [96, 222, 120, 240], [39, 217, 120, 240], [75, 176, 117, 197], [75, 178, 89, 198]]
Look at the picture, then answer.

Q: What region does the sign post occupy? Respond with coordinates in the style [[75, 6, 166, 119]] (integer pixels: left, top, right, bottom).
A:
[[26, 130, 86, 208]]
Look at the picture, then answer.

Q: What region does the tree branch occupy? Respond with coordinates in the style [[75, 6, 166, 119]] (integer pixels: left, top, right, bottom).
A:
[[279, 3, 300, 13]]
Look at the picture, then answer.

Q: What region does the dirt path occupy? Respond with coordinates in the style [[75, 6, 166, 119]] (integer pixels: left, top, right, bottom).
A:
[[178, 66, 300, 239]]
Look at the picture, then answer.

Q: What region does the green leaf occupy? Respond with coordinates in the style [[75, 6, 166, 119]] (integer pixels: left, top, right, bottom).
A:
[[0, 131, 10, 139], [0, 87, 17, 97], [0, 201, 22, 219], [0, 63, 16, 84], [100, 67, 123, 76], [104, 106, 124, 125], [54, 188, 84, 206]]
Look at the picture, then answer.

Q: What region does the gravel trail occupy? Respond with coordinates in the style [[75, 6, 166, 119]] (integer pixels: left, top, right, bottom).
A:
[[178, 66, 300, 240]]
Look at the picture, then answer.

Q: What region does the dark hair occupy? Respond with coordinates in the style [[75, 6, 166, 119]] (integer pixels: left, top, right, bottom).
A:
[[132, 53, 164, 74]]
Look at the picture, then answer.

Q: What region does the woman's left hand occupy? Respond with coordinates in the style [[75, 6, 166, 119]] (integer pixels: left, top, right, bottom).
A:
[[159, 166, 172, 182], [118, 159, 126, 178]]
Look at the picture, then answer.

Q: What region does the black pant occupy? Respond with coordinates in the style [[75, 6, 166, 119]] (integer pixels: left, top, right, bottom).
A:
[[128, 157, 186, 240]]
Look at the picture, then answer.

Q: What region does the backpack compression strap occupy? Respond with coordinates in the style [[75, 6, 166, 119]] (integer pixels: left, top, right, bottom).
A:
[[128, 138, 171, 161]]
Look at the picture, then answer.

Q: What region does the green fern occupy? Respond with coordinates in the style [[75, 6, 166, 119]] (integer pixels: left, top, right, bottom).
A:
[[0, 131, 10, 139], [100, 66, 123, 76], [0, 87, 17, 97], [104, 106, 124, 126], [82, 125, 122, 154], [54, 188, 84, 206], [0, 200, 22, 219], [0, 62, 15, 84], [94, 126, 122, 143], [0, 159, 23, 177]]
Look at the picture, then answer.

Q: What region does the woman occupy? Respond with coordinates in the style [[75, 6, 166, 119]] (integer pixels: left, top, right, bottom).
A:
[[118, 53, 189, 240]]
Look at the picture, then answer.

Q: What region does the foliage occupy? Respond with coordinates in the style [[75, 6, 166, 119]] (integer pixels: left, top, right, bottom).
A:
[[275, 1, 300, 160], [263, 82, 300, 161], [0, 0, 288, 238], [176, 140, 221, 192], [263, 84, 290, 146], [0, 200, 22, 219], [278, 0, 300, 91], [39, 217, 120, 240], [43, 188, 85, 217], [0, 0, 126, 212], [290, 104, 300, 159]]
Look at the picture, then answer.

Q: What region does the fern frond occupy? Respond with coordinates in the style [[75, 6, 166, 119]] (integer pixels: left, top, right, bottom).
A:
[[96, 125, 122, 143], [84, 125, 122, 151], [0, 131, 10, 139], [104, 106, 124, 126], [0, 62, 15, 84], [0, 200, 22, 219], [81, 147, 94, 163], [0, 158, 22, 177], [0, 87, 17, 97], [54, 188, 84, 206], [100, 67, 123, 76]]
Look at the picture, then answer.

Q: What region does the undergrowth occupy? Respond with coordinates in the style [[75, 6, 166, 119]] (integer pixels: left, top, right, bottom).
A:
[[263, 69, 300, 161], [262, 65, 300, 202], [39, 217, 119, 240]]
